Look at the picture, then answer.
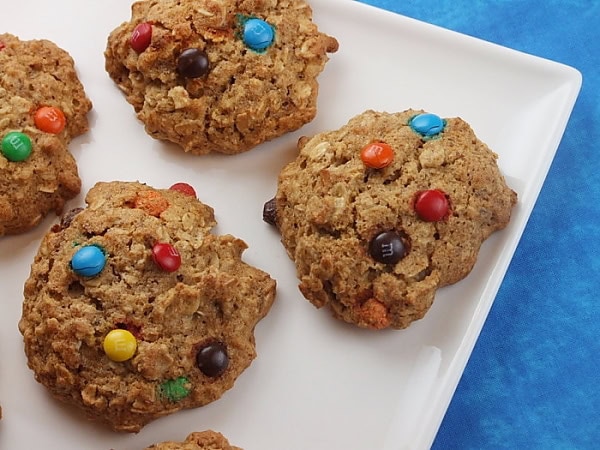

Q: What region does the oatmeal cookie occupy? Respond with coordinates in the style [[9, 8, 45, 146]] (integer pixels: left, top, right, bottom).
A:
[[0, 33, 91, 236], [105, 0, 338, 155], [266, 109, 517, 329], [19, 181, 276, 432], [144, 430, 242, 450]]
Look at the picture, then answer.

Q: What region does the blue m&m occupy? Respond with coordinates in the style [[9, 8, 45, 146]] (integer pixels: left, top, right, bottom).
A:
[[409, 113, 446, 137], [71, 245, 106, 277], [242, 18, 275, 52]]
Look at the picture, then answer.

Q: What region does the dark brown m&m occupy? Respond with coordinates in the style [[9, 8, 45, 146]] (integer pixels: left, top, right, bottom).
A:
[[262, 197, 277, 226], [196, 341, 229, 377], [58, 207, 84, 230], [177, 48, 209, 78], [369, 231, 409, 264]]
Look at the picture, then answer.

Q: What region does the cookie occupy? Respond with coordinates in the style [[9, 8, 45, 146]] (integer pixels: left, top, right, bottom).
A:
[[267, 109, 517, 330], [105, 0, 338, 155], [0, 33, 92, 236], [144, 430, 242, 450], [19, 181, 276, 432]]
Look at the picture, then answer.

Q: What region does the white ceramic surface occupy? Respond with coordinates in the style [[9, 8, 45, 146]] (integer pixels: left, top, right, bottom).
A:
[[0, 1, 581, 449]]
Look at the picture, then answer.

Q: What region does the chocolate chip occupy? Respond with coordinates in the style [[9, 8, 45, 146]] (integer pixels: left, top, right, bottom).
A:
[[262, 197, 277, 226], [52, 207, 84, 232], [177, 48, 209, 78], [369, 231, 409, 264], [196, 341, 229, 377]]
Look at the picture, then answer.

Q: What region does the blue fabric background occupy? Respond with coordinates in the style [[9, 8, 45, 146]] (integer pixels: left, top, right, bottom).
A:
[[356, 1, 599, 449]]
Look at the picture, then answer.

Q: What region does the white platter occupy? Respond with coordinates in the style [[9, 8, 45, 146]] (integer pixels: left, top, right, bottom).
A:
[[0, 1, 581, 449]]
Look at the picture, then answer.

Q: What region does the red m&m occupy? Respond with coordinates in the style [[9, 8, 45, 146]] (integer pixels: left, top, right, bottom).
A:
[[414, 190, 449, 222], [130, 22, 152, 53], [169, 182, 196, 197], [152, 242, 181, 272]]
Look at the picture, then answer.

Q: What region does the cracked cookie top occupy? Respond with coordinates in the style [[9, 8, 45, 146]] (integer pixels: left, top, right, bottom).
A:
[[144, 430, 242, 450], [0, 33, 91, 236], [19, 181, 276, 432], [105, 0, 338, 155], [269, 109, 517, 329]]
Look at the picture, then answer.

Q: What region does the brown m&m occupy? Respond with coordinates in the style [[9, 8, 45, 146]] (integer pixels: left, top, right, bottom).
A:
[[262, 197, 277, 226], [196, 341, 229, 377], [369, 231, 409, 264], [177, 48, 209, 78]]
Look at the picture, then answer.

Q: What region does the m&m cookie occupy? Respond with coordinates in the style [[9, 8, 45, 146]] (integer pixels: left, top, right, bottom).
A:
[[104, 0, 338, 154], [0, 33, 91, 236], [19, 181, 276, 432], [144, 430, 242, 450], [265, 109, 517, 330]]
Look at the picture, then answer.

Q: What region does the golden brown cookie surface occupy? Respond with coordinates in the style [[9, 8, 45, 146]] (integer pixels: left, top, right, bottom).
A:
[[270, 109, 517, 329], [144, 430, 242, 450], [19, 181, 276, 432], [105, 0, 338, 155], [0, 33, 91, 236]]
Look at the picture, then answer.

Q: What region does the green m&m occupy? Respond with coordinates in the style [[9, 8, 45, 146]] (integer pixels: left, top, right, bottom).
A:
[[1, 131, 32, 162]]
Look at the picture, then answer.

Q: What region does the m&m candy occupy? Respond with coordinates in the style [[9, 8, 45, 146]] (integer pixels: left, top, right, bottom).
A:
[[34, 106, 66, 134], [159, 376, 191, 402], [242, 18, 275, 52], [134, 190, 169, 216], [70, 245, 106, 277], [414, 189, 449, 222], [1, 131, 32, 162], [360, 142, 394, 169], [196, 341, 229, 377], [169, 182, 196, 197], [262, 197, 277, 226], [130, 22, 152, 53], [369, 231, 408, 265], [103, 329, 137, 362], [177, 48, 210, 78], [152, 243, 181, 272], [409, 113, 445, 137]]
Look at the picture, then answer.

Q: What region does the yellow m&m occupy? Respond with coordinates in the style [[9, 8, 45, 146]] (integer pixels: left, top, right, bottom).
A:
[[103, 329, 137, 362]]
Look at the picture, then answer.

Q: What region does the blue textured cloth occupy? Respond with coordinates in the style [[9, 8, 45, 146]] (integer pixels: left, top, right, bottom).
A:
[[356, 1, 599, 449]]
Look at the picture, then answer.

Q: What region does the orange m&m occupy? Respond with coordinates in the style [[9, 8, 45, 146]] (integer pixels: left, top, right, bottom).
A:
[[360, 142, 394, 169], [34, 106, 66, 134], [134, 190, 169, 217]]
